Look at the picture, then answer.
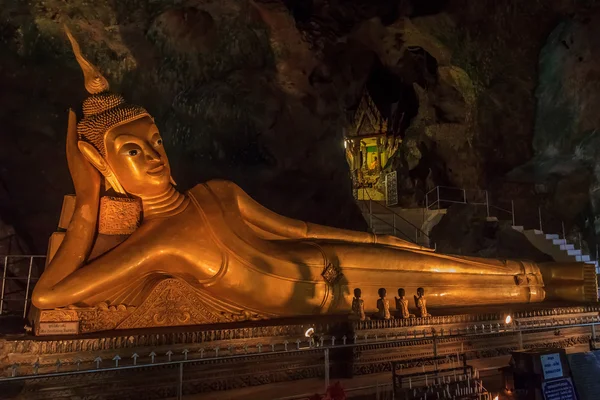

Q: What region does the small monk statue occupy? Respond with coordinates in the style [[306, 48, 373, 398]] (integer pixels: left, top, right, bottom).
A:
[[395, 288, 414, 319], [376, 288, 391, 320], [414, 287, 431, 318], [351, 288, 366, 321], [29, 27, 597, 331]]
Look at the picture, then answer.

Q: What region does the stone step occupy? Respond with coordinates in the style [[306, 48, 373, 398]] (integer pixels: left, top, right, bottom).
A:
[[559, 244, 575, 251], [546, 233, 560, 240], [553, 239, 567, 245], [533, 229, 544, 235], [567, 249, 582, 256], [577, 255, 591, 262], [512, 226, 524, 232]]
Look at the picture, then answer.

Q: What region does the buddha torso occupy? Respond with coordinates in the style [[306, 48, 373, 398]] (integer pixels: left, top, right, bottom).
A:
[[81, 196, 225, 307], [376, 298, 391, 320], [70, 181, 331, 316], [395, 297, 410, 319], [415, 296, 429, 317], [351, 297, 365, 320]]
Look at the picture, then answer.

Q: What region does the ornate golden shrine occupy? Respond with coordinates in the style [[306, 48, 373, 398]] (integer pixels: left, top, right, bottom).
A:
[[347, 91, 388, 138], [28, 27, 597, 336], [345, 90, 401, 200]]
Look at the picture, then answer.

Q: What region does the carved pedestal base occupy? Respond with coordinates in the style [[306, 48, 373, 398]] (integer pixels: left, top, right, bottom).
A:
[[32, 278, 264, 335]]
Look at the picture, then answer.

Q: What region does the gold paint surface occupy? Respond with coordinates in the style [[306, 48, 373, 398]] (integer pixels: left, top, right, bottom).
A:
[[29, 27, 598, 334]]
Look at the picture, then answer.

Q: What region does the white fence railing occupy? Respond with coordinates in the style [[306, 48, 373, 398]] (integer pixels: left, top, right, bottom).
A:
[[0, 255, 45, 317], [425, 186, 515, 225]]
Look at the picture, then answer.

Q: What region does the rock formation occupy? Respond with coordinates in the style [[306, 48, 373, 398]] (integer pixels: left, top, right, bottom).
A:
[[0, 0, 599, 258]]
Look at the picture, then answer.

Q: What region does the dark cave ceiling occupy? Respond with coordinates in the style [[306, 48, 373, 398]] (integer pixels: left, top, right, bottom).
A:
[[1, 0, 600, 255]]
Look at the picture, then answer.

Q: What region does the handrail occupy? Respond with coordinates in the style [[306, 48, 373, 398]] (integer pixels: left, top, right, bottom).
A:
[[367, 210, 417, 243], [362, 188, 431, 239], [357, 188, 432, 246], [425, 186, 515, 224], [1, 255, 46, 317]]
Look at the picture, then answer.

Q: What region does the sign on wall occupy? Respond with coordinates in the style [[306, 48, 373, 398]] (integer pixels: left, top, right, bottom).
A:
[[385, 171, 398, 207], [38, 321, 79, 336], [541, 353, 564, 380], [542, 377, 577, 400]]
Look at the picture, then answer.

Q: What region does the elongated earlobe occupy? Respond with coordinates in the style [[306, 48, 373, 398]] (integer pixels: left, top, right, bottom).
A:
[[78, 141, 127, 195]]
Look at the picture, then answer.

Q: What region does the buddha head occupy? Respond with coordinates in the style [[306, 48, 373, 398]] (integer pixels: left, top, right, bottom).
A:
[[65, 27, 172, 198], [353, 288, 361, 299], [378, 288, 386, 298], [397, 288, 405, 298], [417, 287, 425, 298]]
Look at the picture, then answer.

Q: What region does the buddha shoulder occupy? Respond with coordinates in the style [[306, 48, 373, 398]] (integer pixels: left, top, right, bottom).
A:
[[188, 179, 246, 203]]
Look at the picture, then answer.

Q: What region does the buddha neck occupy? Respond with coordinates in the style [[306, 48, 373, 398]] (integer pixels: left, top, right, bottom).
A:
[[139, 185, 189, 220]]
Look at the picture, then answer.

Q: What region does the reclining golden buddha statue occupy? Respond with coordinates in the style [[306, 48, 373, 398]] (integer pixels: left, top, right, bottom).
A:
[[29, 28, 597, 334]]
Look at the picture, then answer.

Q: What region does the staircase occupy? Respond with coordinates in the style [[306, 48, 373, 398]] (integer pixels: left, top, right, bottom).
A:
[[513, 227, 597, 265], [357, 200, 444, 248], [356, 186, 599, 274]]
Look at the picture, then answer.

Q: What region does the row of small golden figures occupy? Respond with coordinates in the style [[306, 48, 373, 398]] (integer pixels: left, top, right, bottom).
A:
[[351, 287, 430, 321]]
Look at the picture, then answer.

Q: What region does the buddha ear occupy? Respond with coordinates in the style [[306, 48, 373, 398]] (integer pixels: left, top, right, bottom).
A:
[[77, 141, 127, 195]]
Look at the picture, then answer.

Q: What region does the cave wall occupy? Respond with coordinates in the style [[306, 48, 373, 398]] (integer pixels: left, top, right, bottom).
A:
[[0, 0, 376, 252], [1, 0, 600, 254], [532, 13, 600, 237]]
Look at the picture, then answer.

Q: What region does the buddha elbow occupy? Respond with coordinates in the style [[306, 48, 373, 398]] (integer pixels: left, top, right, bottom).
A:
[[31, 288, 61, 310]]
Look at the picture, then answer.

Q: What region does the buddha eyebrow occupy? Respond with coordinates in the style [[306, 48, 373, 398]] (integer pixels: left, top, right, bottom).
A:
[[114, 134, 141, 150]]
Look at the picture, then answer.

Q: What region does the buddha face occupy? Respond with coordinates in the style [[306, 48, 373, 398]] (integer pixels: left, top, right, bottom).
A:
[[103, 116, 171, 197]]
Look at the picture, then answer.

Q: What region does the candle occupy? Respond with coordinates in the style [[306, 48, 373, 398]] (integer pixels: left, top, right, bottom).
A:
[[426, 374, 428, 386], [409, 377, 412, 388]]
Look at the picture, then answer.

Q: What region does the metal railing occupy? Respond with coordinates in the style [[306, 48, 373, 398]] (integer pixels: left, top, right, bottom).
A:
[[356, 188, 433, 248], [424, 186, 600, 269], [2, 315, 598, 398], [425, 186, 515, 225], [0, 255, 44, 318]]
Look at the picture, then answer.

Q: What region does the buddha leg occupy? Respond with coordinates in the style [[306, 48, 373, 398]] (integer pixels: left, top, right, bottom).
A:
[[538, 262, 598, 302], [317, 243, 545, 311]]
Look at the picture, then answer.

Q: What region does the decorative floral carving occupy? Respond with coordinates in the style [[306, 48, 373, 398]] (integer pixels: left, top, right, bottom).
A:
[[151, 287, 192, 325], [321, 263, 342, 285]]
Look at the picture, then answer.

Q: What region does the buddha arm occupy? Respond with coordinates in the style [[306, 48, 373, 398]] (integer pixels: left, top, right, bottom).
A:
[[232, 183, 430, 251], [33, 110, 100, 302]]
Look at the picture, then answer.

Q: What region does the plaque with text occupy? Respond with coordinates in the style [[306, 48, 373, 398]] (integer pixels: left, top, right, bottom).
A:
[[542, 377, 577, 400], [38, 321, 79, 336], [541, 353, 564, 380], [385, 171, 398, 207]]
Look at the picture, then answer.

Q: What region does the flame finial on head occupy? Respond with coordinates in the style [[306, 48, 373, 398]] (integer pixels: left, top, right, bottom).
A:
[[63, 24, 149, 158], [64, 25, 110, 94]]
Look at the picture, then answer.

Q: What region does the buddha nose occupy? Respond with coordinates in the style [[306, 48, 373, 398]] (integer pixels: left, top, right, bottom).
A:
[[145, 146, 161, 162]]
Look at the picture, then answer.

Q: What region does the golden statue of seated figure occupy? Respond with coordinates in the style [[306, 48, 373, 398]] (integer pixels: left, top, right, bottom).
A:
[[29, 28, 597, 334]]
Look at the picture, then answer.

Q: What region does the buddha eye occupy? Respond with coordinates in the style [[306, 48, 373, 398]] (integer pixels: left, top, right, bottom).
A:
[[156, 139, 163, 146], [128, 149, 139, 156]]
